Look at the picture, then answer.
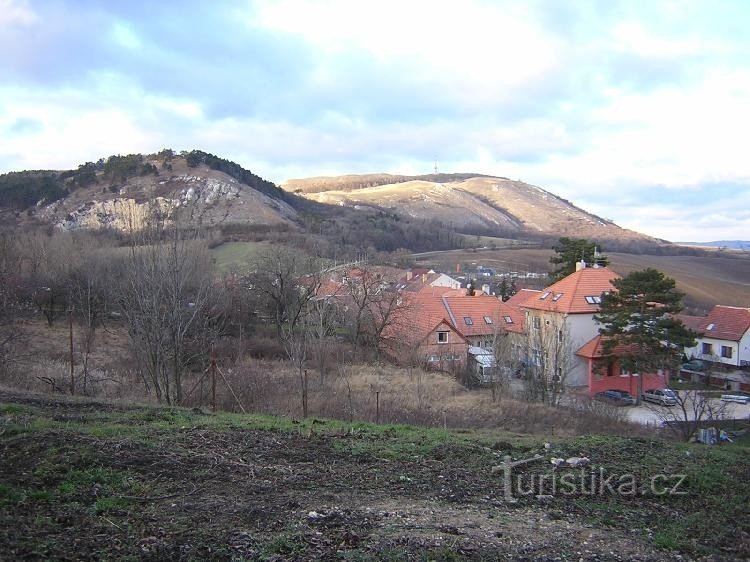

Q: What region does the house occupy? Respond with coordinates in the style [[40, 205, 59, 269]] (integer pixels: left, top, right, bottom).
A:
[[513, 262, 673, 397], [679, 305, 750, 368], [387, 288, 520, 373], [398, 269, 462, 292], [519, 263, 622, 390], [576, 335, 669, 397]]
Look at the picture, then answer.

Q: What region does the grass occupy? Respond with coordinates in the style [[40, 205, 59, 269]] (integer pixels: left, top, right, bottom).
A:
[[1, 393, 748, 559], [210, 241, 269, 270]]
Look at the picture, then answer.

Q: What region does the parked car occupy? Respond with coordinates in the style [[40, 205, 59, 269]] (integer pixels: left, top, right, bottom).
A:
[[595, 390, 636, 406], [720, 394, 750, 404], [642, 388, 678, 406], [681, 359, 709, 372]]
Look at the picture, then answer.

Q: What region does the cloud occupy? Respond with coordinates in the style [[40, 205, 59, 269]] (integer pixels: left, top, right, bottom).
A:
[[0, 0, 749, 242]]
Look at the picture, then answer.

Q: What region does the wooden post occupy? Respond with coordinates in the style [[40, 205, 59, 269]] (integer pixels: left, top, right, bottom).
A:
[[375, 391, 380, 425], [211, 355, 217, 412], [302, 369, 309, 419], [69, 308, 75, 395]]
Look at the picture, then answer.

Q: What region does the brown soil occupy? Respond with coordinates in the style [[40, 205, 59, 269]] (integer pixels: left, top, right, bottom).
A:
[[0, 391, 687, 561]]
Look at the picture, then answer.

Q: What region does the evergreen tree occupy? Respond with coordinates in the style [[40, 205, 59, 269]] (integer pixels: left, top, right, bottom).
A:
[[594, 268, 696, 376], [549, 237, 608, 282]]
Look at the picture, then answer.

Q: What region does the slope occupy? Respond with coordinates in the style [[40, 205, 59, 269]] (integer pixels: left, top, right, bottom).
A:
[[0, 151, 299, 232], [286, 174, 665, 249]]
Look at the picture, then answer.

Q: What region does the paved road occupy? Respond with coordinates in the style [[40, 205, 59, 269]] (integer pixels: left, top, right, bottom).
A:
[[627, 397, 750, 425]]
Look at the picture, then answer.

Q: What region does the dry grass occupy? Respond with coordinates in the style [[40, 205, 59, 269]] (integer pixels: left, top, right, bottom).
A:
[[185, 360, 647, 437]]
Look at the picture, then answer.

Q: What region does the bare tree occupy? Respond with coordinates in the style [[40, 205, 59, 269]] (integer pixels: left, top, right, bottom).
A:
[[647, 390, 729, 442], [489, 329, 523, 401], [307, 295, 342, 384], [0, 233, 23, 377], [68, 253, 114, 392], [520, 313, 574, 406], [118, 208, 215, 404], [247, 247, 323, 340]]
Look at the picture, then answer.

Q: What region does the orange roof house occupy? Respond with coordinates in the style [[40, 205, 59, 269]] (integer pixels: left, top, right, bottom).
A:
[[681, 305, 750, 367], [522, 266, 621, 314]]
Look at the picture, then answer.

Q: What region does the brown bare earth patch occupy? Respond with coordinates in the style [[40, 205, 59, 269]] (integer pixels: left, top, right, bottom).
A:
[[1, 390, 748, 560]]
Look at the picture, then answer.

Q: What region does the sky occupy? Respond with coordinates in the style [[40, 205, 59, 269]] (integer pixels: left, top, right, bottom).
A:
[[1, 0, 749, 243]]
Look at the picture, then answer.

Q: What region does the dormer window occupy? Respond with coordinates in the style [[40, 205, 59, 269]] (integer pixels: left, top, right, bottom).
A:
[[706, 323, 715, 331], [464, 317, 473, 326], [552, 293, 563, 302], [539, 291, 551, 300], [584, 296, 602, 305], [483, 316, 493, 324], [503, 316, 513, 324]]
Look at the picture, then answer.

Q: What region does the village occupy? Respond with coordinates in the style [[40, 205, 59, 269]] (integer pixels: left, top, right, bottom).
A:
[[310, 256, 750, 428]]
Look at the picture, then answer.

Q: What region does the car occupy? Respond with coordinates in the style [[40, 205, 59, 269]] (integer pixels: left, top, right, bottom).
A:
[[681, 359, 709, 372], [642, 388, 678, 406], [595, 389, 636, 406], [720, 394, 750, 404]]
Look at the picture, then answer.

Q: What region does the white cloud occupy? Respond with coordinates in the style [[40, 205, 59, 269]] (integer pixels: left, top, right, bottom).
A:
[[0, 0, 37, 27]]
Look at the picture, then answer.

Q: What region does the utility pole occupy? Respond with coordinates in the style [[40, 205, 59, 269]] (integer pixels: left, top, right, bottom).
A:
[[69, 307, 75, 395]]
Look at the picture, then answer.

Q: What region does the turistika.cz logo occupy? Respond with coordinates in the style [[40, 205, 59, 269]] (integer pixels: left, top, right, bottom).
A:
[[491, 454, 687, 502]]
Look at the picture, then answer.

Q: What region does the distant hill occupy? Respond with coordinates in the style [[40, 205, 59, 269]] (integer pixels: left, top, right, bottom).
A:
[[283, 173, 669, 251], [679, 240, 750, 250], [0, 150, 299, 232]]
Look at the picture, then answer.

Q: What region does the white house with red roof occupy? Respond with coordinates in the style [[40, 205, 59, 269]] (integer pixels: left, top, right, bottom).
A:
[[518, 263, 669, 396], [680, 305, 750, 368]]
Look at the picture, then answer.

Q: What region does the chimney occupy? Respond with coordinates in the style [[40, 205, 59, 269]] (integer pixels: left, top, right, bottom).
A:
[[482, 284, 490, 295], [422, 273, 427, 284], [406, 271, 412, 281], [575, 260, 587, 271]]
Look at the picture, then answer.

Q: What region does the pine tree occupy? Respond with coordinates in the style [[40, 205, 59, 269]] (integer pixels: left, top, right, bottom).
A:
[[594, 268, 696, 375]]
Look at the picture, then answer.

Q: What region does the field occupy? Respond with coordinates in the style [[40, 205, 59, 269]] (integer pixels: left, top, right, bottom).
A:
[[210, 241, 271, 271], [1, 390, 748, 560], [414, 247, 750, 311]]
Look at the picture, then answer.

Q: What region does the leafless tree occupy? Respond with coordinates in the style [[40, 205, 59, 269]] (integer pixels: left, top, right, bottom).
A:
[[247, 247, 323, 340], [118, 207, 215, 404], [307, 295, 342, 384], [647, 389, 729, 442], [0, 233, 24, 377], [489, 329, 523, 401], [520, 313, 574, 406]]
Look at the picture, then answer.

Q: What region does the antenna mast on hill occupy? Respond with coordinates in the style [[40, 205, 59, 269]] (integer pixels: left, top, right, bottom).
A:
[[434, 161, 438, 174]]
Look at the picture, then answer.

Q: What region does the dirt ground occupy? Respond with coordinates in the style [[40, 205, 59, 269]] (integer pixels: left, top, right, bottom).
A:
[[1, 390, 747, 561]]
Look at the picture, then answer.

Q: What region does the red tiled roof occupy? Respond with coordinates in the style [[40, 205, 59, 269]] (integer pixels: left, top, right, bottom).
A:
[[505, 289, 541, 309], [576, 335, 640, 359], [675, 314, 705, 333], [523, 267, 620, 314], [397, 290, 521, 340], [442, 293, 519, 338], [698, 305, 750, 341]]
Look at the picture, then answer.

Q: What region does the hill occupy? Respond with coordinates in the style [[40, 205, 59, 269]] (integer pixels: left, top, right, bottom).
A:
[[0, 150, 299, 232], [283, 174, 668, 251], [1, 390, 748, 559]]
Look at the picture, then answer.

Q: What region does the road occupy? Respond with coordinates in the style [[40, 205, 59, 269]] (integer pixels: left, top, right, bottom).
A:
[[626, 397, 750, 425]]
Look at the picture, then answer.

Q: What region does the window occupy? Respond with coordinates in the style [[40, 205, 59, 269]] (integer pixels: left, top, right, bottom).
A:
[[464, 316, 473, 325], [483, 316, 493, 324], [702, 342, 713, 355], [539, 291, 551, 300], [584, 295, 602, 305], [532, 316, 541, 330], [503, 316, 513, 324], [721, 346, 733, 359], [557, 329, 564, 343], [552, 293, 563, 302], [427, 355, 440, 363], [706, 323, 715, 331], [437, 331, 448, 343]]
